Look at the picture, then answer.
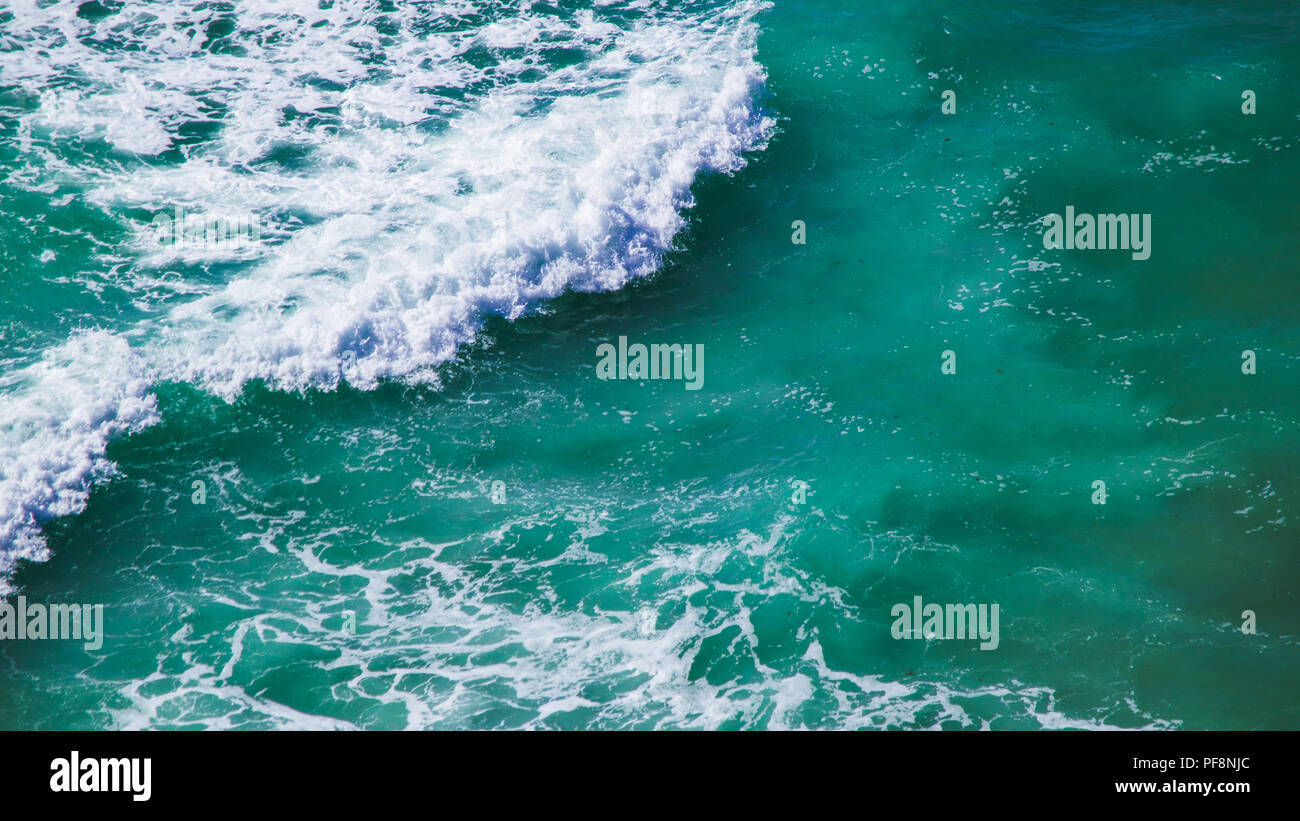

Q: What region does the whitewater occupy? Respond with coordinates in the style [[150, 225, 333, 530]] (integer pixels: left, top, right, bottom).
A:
[[0, 0, 775, 590]]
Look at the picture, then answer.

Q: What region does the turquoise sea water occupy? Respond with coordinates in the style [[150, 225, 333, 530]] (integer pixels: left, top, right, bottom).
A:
[[1, 0, 1297, 729]]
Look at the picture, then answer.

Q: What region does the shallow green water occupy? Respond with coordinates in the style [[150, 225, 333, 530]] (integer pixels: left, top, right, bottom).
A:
[[1, 0, 1297, 729]]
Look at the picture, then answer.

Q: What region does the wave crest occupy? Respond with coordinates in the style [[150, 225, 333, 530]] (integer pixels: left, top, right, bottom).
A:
[[0, 0, 772, 585]]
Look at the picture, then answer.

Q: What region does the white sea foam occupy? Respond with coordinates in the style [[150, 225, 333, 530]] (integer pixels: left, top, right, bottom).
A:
[[105, 505, 1171, 730], [0, 333, 160, 589], [0, 0, 774, 586]]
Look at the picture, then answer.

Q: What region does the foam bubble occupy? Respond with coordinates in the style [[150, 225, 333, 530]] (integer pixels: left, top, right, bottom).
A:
[[0, 0, 773, 579], [0, 333, 159, 593]]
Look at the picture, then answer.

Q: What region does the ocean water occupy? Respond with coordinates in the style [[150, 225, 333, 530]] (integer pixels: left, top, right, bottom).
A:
[[1, 0, 1297, 730]]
